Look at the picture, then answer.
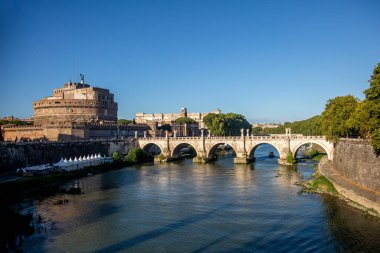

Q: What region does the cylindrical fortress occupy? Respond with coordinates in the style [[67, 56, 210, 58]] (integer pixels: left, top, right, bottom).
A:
[[33, 81, 118, 125]]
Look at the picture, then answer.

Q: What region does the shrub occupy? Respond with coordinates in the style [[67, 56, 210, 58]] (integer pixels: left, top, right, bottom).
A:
[[125, 148, 148, 163], [286, 151, 296, 164], [112, 151, 123, 163]]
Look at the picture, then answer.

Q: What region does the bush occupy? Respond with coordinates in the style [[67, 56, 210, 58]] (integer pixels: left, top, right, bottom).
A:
[[112, 151, 123, 163], [370, 128, 380, 155], [125, 148, 149, 163], [286, 151, 296, 164]]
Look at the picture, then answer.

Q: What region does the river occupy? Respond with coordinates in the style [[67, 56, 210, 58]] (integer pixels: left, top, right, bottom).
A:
[[20, 144, 380, 252]]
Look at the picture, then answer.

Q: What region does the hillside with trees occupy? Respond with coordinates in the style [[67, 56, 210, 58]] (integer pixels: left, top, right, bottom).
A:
[[252, 116, 323, 136]]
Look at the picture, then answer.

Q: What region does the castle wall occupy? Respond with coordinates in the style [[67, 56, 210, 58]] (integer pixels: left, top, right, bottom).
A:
[[0, 138, 138, 172], [3, 124, 151, 141]]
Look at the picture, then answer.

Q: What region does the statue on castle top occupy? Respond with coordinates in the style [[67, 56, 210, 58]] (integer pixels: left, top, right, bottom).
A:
[[80, 74, 85, 84]]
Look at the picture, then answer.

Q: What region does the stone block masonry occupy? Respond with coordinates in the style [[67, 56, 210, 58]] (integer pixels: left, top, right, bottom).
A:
[[333, 139, 380, 192]]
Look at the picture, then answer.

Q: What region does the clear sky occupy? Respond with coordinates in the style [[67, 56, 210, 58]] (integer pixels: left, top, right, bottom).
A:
[[1, 0, 379, 123]]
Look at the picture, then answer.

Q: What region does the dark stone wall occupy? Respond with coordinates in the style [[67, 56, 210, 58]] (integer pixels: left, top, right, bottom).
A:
[[0, 138, 137, 172], [333, 139, 380, 192]]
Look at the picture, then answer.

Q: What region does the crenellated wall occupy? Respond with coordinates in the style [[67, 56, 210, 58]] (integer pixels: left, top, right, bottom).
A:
[[0, 138, 138, 172], [333, 139, 380, 192]]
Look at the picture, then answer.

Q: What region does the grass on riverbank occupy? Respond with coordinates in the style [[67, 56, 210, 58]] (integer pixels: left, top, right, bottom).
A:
[[312, 153, 326, 162], [303, 171, 338, 195]]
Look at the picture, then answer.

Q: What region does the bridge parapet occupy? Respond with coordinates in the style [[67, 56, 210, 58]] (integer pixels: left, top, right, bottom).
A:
[[137, 135, 333, 164]]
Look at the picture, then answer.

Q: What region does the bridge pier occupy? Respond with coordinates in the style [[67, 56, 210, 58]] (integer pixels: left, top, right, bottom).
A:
[[138, 133, 334, 165], [233, 157, 254, 164]]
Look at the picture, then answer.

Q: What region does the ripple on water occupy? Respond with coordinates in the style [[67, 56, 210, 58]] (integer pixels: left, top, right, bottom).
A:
[[19, 144, 380, 253]]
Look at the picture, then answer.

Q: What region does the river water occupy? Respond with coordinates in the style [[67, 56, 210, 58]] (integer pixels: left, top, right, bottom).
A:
[[21, 145, 380, 252]]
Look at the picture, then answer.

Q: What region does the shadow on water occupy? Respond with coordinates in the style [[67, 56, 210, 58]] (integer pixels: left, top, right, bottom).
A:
[[93, 204, 232, 253], [191, 233, 233, 253], [321, 195, 380, 253]]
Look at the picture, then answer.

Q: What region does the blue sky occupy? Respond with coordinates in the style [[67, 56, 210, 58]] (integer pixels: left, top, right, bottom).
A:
[[1, 0, 379, 123]]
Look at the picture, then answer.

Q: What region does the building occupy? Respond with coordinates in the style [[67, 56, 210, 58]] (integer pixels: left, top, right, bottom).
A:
[[33, 77, 117, 125], [2, 76, 149, 141], [252, 123, 280, 129], [135, 107, 221, 129]]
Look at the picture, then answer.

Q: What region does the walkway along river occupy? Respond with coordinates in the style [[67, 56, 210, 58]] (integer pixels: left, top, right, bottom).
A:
[[17, 145, 380, 252]]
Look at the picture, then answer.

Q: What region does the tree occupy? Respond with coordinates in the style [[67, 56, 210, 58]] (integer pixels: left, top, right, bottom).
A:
[[125, 147, 149, 163], [203, 113, 250, 136], [203, 113, 226, 136], [321, 95, 358, 142], [174, 117, 196, 124], [112, 151, 123, 163], [347, 101, 372, 138], [117, 119, 133, 125], [285, 151, 296, 164], [364, 63, 380, 101]]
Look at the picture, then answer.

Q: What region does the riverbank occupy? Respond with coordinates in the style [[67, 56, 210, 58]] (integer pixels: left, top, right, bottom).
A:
[[304, 156, 380, 217]]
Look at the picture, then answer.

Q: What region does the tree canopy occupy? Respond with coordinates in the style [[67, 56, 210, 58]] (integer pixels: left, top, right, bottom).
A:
[[253, 115, 323, 136], [203, 113, 251, 136], [319, 62, 380, 153], [174, 117, 196, 124], [0, 120, 32, 126], [117, 119, 134, 125], [321, 95, 358, 142]]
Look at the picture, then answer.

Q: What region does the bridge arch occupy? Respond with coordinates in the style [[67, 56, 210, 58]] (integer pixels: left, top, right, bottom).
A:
[[206, 142, 238, 159], [248, 142, 281, 159], [171, 142, 198, 158], [141, 142, 163, 156], [292, 141, 332, 160]]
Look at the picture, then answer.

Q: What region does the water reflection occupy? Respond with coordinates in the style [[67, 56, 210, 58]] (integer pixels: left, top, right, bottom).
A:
[[21, 144, 380, 253]]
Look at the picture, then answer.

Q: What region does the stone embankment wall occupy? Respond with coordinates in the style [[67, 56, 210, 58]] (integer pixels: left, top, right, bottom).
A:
[[333, 139, 380, 192], [0, 138, 138, 172]]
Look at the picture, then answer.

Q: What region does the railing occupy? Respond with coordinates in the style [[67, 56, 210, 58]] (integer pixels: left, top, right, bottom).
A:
[[138, 135, 328, 141]]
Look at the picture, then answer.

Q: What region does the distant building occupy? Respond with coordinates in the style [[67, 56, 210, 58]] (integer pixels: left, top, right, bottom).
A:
[[3, 76, 149, 141], [252, 123, 280, 129], [135, 107, 221, 129], [0, 116, 33, 123]]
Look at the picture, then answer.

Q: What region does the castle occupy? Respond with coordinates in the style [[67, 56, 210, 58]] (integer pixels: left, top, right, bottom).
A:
[[2, 76, 150, 141]]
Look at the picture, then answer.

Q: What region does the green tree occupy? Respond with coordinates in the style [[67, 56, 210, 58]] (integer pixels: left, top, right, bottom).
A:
[[253, 116, 323, 136], [174, 117, 196, 124], [371, 129, 380, 154], [321, 95, 358, 142], [203, 113, 250, 136], [364, 63, 380, 100], [285, 151, 296, 164], [112, 151, 123, 163], [117, 119, 133, 125], [125, 147, 148, 163], [203, 113, 226, 136], [348, 63, 380, 152]]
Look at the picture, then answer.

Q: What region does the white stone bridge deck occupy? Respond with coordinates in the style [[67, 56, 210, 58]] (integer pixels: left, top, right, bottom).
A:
[[137, 133, 333, 164]]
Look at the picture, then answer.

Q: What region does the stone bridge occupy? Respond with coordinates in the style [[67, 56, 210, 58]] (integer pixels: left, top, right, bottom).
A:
[[137, 129, 334, 165]]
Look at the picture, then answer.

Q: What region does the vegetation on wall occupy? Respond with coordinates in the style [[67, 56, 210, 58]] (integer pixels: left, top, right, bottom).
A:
[[203, 113, 251, 136]]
